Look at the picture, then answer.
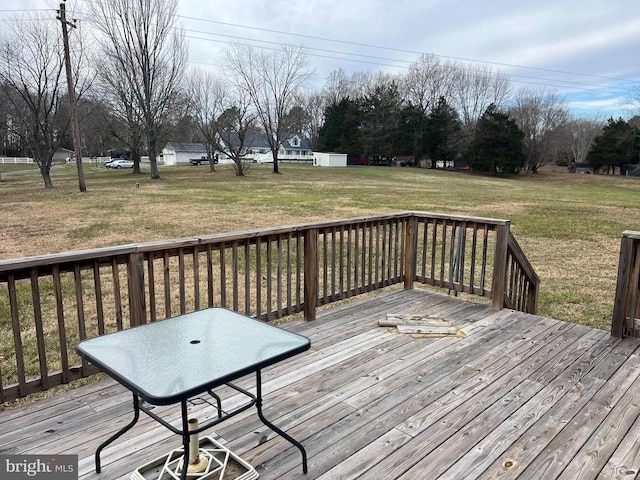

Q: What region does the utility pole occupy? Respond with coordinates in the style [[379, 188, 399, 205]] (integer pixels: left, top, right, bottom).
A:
[[57, 0, 86, 192]]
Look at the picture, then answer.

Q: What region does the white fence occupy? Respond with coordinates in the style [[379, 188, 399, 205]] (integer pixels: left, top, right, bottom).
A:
[[0, 157, 34, 164]]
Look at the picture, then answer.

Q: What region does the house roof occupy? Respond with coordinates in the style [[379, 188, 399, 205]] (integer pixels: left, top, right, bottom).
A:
[[165, 134, 311, 153], [218, 133, 311, 151], [164, 143, 208, 153], [283, 134, 311, 150]]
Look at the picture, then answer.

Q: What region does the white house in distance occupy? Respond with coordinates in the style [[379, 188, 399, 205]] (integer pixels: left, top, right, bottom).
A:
[[313, 152, 347, 167], [162, 134, 313, 165]]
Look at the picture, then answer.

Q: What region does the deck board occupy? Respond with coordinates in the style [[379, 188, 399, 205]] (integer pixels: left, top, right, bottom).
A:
[[2, 288, 640, 480]]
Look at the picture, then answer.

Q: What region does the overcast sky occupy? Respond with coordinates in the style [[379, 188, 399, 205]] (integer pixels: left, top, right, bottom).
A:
[[2, 0, 639, 118]]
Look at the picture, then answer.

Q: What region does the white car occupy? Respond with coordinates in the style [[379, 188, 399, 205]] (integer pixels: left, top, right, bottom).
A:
[[106, 159, 134, 169]]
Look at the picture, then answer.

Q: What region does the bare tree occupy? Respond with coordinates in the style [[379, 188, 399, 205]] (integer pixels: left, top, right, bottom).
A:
[[402, 54, 457, 114], [0, 12, 88, 188], [188, 69, 225, 172], [215, 105, 258, 176], [322, 68, 352, 105], [188, 68, 256, 176], [297, 91, 325, 150], [91, 0, 188, 180], [568, 117, 604, 165], [225, 44, 313, 174], [452, 64, 511, 142], [509, 88, 569, 170], [628, 85, 640, 113]]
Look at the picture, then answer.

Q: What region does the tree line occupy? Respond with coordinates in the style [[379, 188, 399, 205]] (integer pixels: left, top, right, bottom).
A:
[[0, 0, 638, 188]]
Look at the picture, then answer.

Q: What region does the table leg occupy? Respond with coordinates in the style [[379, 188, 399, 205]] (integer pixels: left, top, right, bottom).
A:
[[206, 389, 223, 418], [180, 400, 190, 480], [255, 370, 308, 474], [95, 392, 140, 473]]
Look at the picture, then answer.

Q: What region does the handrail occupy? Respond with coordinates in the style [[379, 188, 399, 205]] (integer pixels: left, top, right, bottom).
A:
[[0, 211, 537, 402], [505, 234, 540, 314], [612, 231, 640, 337]]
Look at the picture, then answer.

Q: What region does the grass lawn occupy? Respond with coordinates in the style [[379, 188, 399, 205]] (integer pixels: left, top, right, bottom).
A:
[[1, 161, 639, 331]]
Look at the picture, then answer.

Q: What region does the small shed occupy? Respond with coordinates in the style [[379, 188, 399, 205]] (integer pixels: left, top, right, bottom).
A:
[[313, 152, 347, 167], [162, 143, 210, 165]]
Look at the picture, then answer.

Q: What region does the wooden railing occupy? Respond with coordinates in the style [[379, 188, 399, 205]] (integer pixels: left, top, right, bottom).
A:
[[612, 231, 640, 337], [0, 212, 539, 402], [504, 234, 539, 314]]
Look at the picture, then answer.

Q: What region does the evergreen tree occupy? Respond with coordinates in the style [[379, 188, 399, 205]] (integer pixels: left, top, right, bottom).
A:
[[316, 98, 361, 154], [394, 103, 428, 164], [467, 104, 525, 175], [359, 82, 402, 159], [425, 97, 462, 169], [587, 117, 639, 174]]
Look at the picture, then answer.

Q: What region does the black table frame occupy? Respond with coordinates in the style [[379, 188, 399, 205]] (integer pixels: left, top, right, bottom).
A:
[[76, 310, 309, 479]]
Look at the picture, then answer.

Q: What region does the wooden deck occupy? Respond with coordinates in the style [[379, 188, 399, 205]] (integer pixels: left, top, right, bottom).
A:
[[2, 288, 640, 479]]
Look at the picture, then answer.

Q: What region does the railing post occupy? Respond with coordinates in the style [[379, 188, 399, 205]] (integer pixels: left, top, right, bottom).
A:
[[612, 232, 638, 337], [491, 222, 510, 310], [404, 216, 418, 290], [127, 253, 147, 327], [304, 228, 318, 322]]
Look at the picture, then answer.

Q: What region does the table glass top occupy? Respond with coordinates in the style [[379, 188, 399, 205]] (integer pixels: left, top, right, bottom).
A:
[[76, 308, 310, 404]]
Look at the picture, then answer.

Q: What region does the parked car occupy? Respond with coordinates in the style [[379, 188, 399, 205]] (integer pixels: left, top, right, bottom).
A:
[[190, 155, 218, 166], [106, 159, 134, 169]]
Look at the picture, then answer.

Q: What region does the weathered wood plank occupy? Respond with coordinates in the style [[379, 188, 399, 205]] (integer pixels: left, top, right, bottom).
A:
[[2, 289, 640, 480], [479, 337, 640, 479]]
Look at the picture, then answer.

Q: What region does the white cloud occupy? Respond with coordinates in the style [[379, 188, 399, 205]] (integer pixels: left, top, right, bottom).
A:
[[2, 0, 639, 117]]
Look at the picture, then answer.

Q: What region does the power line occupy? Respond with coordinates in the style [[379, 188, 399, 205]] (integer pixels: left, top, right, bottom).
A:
[[177, 15, 640, 86], [180, 33, 631, 98]]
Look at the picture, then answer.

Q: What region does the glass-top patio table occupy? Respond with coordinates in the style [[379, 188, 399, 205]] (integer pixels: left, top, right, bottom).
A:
[[76, 307, 310, 479]]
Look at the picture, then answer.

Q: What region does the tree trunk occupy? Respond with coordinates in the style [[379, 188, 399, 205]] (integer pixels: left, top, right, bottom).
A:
[[272, 149, 280, 174], [233, 158, 244, 176], [149, 146, 161, 179], [132, 148, 142, 175], [40, 165, 54, 188]]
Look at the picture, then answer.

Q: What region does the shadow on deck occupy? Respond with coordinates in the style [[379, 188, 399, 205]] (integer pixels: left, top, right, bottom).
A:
[[1, 288, 640, 480]]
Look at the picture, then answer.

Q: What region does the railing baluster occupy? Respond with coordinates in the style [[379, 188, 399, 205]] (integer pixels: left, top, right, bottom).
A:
[[220, 243, 227, 309], [296, 232, 302, 309], [93, 261, 105, 334], [193, 248, 200, 312], [304, 228, 318, 321], [178, 249, 186, 315], [8, 274, 26, 397], [266, 237, 272, 320], [232, 241, 239, 313], [148, 257, 157, 322], [287, 233, 293, 315], [470, 224, 478, 294], [245, 240, 251, 316], [52, 266, 69, 384], [256, 240, 262, 318], [339, 225, 345, 298], [480, 225, 489, 296], [322, 229, 328, 302], [30, 269, 48, 390], [277, 236, 283, 317], [206, 244, 214, 308], [162, 252, 171, 318]]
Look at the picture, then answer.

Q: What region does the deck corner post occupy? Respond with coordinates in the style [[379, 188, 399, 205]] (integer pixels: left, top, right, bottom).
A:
[[404, 216, 419, 290], [304, 228, 319, 322], [612, 233, 637, 338], [491, 222, 510, 310], [127, 252, 147, 327]]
